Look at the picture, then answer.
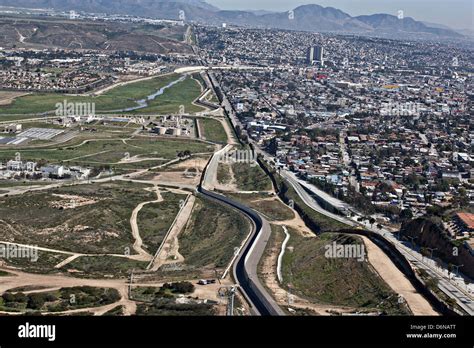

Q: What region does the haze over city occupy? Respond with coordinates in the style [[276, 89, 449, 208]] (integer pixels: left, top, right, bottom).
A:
[[209, 0, 474, 29]]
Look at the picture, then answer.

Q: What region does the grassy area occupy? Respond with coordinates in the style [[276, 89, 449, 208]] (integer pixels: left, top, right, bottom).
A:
[[0, 74, 180, 115], [127, 76, 205, 115], [136, 297, 215, 316], [0, 286, 120, 313], [102, 305, 125, 316], [137, 192, 188, 254], [0, 181, 156, 255], [200, 118, 228, 143], [225, 192, 295, 221], [179, 197, 250, 269], [0, 137, 213, 171], [135, 282, 215, 316], [0, 249, 67, 274], [217, 162, 232, 184], [192, 73, 206, 89], [65, 255, 148, 278], [131, 282, 194, 302], [232, 162, 273, 191], [0, 270, 11, 276], [281, 228, 410, 315]]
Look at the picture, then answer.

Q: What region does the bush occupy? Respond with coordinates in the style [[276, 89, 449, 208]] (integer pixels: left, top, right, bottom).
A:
[[162, 282, 195, 294], [2, 293, 15, 303], [14, 293, 28, 303], [27, 294, 45, 310]]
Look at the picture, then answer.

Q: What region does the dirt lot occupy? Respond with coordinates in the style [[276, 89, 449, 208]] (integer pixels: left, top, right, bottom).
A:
[[0, 91, 29, 106], [361, 236, 439, 316]]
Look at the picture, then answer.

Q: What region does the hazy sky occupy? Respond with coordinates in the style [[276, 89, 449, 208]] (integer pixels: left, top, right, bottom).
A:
[[208, 0, 473, 29]]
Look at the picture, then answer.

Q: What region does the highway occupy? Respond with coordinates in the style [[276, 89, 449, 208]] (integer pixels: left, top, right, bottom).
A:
[[198, 187, 285, 316], [280, 170, 474, 315], [200, 142, 284, 316]]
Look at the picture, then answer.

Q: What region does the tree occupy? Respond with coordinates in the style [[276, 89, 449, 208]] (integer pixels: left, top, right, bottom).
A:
[[400, 209, 413, 222], [27, 294, 45, 310], [425, 277, 439, 291], [2, 293, 15, 303]]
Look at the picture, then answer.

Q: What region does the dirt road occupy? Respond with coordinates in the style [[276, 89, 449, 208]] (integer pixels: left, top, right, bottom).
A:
[[361, 236, 439, 316]]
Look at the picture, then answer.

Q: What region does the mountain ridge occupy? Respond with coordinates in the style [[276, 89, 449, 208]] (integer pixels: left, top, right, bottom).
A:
[[0, 0, 463, 38]]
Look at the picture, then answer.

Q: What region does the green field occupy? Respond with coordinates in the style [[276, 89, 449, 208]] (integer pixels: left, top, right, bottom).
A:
[[128, 76, 204, 114], [0, 73, 204, 116], [200, 118, 228, 143], [0, 137, 213, 171]]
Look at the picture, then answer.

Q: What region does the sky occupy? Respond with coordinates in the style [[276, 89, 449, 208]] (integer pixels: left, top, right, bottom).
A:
[[207, 0, 474, 30]]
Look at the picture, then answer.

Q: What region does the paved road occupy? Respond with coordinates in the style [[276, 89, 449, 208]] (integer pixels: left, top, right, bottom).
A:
[[199, 188, 285, 316], [199, 142, 284, 315]]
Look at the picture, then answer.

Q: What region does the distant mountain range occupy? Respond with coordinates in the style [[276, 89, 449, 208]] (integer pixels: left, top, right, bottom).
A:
[[0, 0, 464, 38]]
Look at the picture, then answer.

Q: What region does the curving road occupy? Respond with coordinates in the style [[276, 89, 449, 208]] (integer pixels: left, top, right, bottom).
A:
[[198, 187, 285, 316]]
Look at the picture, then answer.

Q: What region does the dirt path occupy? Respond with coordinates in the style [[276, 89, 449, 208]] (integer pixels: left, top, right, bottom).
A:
[[54, 255, 81, 269], [149, 195, 194, 271], [361, 236, 439, 316], [0, 269, 137, 316], [259, 225, 358, 316], [0, 91, 30, 106], [130, 186, 163, 260]]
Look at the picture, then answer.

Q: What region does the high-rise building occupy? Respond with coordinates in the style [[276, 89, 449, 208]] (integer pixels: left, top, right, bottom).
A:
[[307, 45, 324, 66]]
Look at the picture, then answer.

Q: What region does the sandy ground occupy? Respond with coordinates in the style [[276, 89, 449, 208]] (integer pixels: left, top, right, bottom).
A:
[[0, 268, 137, 316], [169, 157, 209, 171], [214, 161, 239, 192], [361, 236, 439, 316], [0, 267, 233, 316], [0, 91, 30, 106], [150, 171, 201, 186], [142, 156, 210, 187]]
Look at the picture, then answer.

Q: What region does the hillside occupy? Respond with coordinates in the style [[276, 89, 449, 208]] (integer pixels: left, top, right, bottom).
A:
[[0, 1, 463, 38], [400, 218, 474, 279], [0, 16, 192, 53]]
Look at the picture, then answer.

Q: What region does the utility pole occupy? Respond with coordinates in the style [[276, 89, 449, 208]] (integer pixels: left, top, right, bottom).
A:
[[227, 286, 236, 316]]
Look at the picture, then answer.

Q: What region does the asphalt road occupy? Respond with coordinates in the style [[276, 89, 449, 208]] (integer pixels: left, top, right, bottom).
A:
[[198, 187, 285, 316]]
